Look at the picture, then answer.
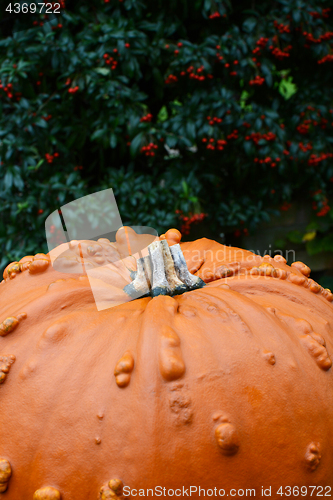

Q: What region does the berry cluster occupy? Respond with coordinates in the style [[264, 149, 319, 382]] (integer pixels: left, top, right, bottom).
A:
[[189, 65, 209, 80], [68, 86, 79, 94], [214, 49, 240, 76], [319, 118, 328, 129], [297, 120, 311, 134], [308, 152, 333, 166], [140, 113, 153, 123], [51, 23, 63, 30], [310, 8, 331, 18], [103, 53, 118, 70], [42, 114, 52, 122], [246, 131, 276, 145], [316, 198, 331, 217], [298, 142, 312, 152], [242, 122, 251, 128], [0, 81, 13, 99], [45, 152, 59, 164], [175, 211, 207, 235], [318, 54, 333, 64], [207, 115, 222, 125], [271, 46, 292, 60], [304, 31, 333, 45], [256, 37, 269, 48], [254, 157, 280, 167], [168, 64, 213, 82], [209, 11, 221, 19], [249, 75, 265, 86], [273, 20, 290, 33], [74, 165, 83, 171], [215, 47, 224, 62], [234, 228, 249, 237], [165, 74, 178, 84], [227, 129, 239, 140], [299, 109, 331, 129], [280, 202, 292, 211], [311, 190, 330, 216], [202, 138, 227, 150], [140, 143, 158, 156]]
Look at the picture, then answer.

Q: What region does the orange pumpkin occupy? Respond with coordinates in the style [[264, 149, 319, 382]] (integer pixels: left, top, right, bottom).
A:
[[0, 228, 333, 500]]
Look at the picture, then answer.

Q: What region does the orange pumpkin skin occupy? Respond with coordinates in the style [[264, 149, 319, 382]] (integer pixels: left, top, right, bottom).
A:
[[0, 232, 333, 500]]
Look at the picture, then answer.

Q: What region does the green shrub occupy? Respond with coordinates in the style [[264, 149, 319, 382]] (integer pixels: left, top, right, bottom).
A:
[[1, 0, 333, 272]]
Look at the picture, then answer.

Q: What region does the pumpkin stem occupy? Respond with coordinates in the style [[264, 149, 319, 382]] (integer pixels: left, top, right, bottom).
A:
[[143, 254, 153, 289], [148, 241, 172, 297], [123, 240, 205, 299], [123, 257, 150, 298], [160, 240, 188, 295], [170, 243, 206, 290]]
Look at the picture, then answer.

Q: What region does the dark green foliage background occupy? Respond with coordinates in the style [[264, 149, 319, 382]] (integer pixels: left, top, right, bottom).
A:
[[1, 0, 333, 273]]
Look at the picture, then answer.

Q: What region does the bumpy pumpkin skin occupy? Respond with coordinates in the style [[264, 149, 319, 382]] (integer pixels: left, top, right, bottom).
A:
[[0, 231, 333, 500]]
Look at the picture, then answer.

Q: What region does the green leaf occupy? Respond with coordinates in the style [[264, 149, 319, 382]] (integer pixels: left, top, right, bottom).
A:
[[130, 132, 144, 157], [35, 119, 48, 128], [261, 64, 273, 87], [157, 106, 168, 122], [243, 140, 252, 155], [4, 171, 13, 190], [94, 68, 111, 76], [242, 17, 257, 33], [279, 77, 297, 100], [306, 238, 325, 255], [16, 201, 29, 213], [321, 234, 333, 252], [186, 122, 196, 141], [66, 173, 77, 186], [292, 10, 301, 24], [287, 230, 303, 244], [91, 128, 106, 141], [110, 133, 117, 148], [166, 135, 177, 148]]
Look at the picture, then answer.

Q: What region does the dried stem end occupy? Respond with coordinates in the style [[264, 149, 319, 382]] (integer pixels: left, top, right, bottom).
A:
[[123, 258, 150, 298], [170, 244, 206, 290], [123, 240, 205, 299]]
